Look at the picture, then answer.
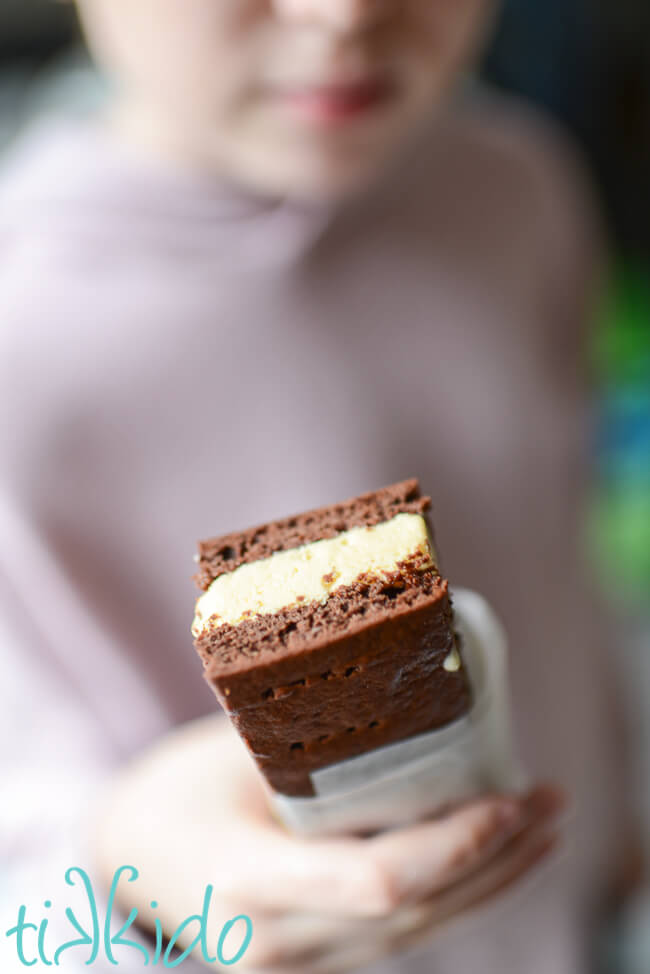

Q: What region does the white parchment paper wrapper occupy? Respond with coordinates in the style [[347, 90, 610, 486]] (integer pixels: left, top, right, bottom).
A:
[[268, 589, 526, 835]]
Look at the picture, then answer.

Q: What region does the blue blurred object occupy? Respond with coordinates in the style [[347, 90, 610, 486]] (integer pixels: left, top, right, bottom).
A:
[[589, 262, 650, 607], [484, 2, 650, 609]]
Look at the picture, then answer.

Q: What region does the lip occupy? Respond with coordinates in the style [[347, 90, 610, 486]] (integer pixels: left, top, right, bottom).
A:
[[269, 77, 397, 125]]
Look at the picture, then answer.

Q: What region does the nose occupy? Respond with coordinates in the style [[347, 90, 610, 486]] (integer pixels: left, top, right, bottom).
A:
[[271, 0, 391, 33]]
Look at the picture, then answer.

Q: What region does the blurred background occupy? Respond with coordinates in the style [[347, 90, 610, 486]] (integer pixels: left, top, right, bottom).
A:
[[1, 0, 648, 970]]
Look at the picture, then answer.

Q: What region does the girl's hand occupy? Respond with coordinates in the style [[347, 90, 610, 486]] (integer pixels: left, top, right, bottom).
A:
[[93, 715, 564, 973]]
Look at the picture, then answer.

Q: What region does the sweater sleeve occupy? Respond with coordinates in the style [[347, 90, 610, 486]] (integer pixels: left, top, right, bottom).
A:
[[0, 568, 115, 972], [0, 551, 178, 974]]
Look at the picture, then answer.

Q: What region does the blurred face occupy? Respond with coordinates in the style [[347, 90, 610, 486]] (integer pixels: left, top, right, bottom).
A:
[[77, 0, 495, 200]]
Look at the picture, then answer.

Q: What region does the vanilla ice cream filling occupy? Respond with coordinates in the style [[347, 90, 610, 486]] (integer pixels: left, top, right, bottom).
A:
[[192, 512, 436, 634]]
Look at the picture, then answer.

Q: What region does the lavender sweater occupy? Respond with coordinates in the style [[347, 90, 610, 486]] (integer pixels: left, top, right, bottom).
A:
[[0, 91, 627, 973]]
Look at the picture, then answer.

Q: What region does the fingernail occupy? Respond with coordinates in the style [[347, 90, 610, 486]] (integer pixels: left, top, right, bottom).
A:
[[526, 787, 568, 819], [497, 801, 523, 831]]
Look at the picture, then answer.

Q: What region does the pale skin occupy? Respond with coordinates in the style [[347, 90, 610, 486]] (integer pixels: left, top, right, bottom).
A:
[[73, 0, 499, 199], [72, 0, 566, 968]]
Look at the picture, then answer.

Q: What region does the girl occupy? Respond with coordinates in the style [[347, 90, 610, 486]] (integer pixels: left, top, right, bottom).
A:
[[0, 1, 629, 971]]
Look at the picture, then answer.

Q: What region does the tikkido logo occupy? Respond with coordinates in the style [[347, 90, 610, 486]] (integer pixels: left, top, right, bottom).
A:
[[4, 866, 253, 968]]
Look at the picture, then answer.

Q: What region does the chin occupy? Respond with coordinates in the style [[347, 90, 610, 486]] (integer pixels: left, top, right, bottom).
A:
[[283, 156, 390, 202], [218, 133, 403, 204]]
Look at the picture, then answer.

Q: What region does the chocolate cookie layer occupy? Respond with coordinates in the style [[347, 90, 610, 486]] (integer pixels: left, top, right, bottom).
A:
[[192, 480, 471, 796], [193, 478, 430, 590]]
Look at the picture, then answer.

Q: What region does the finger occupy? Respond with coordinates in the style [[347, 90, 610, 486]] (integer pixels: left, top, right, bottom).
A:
[[208, 822, 406, 915], [220, 821, 560, 973], [386, 825, 560, 956], [246, 937, 393, 974], [288, 940, 394, 974], [214, 785, 563, 917], [229, 910, 368, 971], [436, 831, 560, 922], [356, 785, 564, 910], [211, 796, 522, 916]]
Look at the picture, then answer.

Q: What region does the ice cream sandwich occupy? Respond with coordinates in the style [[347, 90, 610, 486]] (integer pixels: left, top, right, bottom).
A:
[[191, 479, 471, 797]]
